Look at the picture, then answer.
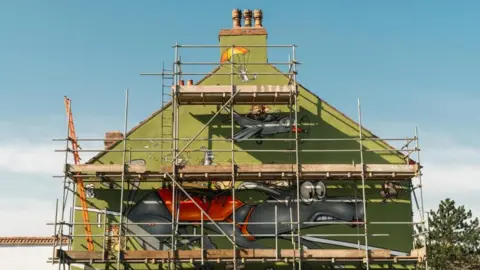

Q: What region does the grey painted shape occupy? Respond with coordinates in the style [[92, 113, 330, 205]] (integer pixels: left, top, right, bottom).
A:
[[246, 191, 364, 236], [127, 187, 365, 250], [127, 191, 172, 250], [225, 107, 295, 141]]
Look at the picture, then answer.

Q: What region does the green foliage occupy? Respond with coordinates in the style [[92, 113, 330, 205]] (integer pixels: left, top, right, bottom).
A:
[[416, 198, 480, 270]]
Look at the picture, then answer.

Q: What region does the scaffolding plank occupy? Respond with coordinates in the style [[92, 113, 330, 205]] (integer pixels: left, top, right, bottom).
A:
[[237, 164, 296, 173], [57, 250, 103, 260], [301, 164, 417, 173], [66, 163, 418, 181], [68, 164, 147, 174], [58, 249, 416, 262], [173, 165, 232, 174], [173, 85, 295, 105]]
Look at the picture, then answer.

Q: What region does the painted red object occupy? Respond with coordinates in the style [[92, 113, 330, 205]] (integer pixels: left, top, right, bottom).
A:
[[291, 125, 303, 133], [157, 189, 245, 221]]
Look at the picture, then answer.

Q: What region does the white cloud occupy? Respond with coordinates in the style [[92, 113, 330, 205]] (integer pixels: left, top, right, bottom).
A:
[[0, 143, 64, 175], [0, 131, 103, 269], [419, 133, 480, 216], [0, 197, 57, 236], [0, 140, 102, 175], [372, 123, 480, 219], [0, 138, 103, 234]]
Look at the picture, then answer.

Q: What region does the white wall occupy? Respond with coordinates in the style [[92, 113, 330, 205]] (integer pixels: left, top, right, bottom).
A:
[[0, 246, 59, 270]]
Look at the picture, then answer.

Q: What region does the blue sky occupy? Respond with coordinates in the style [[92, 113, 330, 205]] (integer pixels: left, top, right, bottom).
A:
[[1, 1, 479, 139], [0, 1, 479, 267]]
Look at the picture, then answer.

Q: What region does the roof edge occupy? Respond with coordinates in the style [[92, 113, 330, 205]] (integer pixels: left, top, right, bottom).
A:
[[86, 64, 414, 165], [86, 101, 172, 164], [269, 65, 415, 164]]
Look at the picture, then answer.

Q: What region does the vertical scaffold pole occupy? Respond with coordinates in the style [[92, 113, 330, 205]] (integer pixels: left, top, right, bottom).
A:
[[415, 128, 425, 223], [415, 127, 428, 269], [102, 208, 107, 262], [275, 205, 278, 260], [230, 45, 237, 269], [171, 42, 180, 269], [161, 62, 166, 163], [116, 88, 129, 270], [67, 206, 73, 270], [292, 45, 302, 270], [357, 98, 369, 269], [56, 104, 72, 268], [53, 198, 58, 266], [69, 182, 77, 259], [425, 211, 430, 270], [201, 213, 204, 266]]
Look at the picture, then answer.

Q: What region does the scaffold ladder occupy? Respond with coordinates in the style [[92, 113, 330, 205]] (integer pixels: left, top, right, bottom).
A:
[[64, 96, 94, 251], [161, 62, 174, 163]]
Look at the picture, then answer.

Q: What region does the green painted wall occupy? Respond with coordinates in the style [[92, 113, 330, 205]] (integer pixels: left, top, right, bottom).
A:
[[70, 29, 415, 270]]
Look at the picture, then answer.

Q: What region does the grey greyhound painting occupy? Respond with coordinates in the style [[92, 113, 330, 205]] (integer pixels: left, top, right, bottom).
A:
[[125, 181, 364, 251], [213, 105, 310, 143]]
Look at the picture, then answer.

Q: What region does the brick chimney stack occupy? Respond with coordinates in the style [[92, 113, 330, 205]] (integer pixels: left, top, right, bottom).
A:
[[104, 131, 124, 149], [219, 8, 268, 61]]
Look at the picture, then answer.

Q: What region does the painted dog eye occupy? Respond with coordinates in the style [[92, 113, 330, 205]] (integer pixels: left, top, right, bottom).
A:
[[315, 181, 326, 199], [300, 181, 315, 204]]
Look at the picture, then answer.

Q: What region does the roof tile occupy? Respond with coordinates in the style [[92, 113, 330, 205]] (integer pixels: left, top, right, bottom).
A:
[[0, 236, 69, 246]]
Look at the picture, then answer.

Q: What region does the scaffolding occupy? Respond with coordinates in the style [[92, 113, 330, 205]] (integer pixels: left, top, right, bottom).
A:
[[49, 44, 428, 270]]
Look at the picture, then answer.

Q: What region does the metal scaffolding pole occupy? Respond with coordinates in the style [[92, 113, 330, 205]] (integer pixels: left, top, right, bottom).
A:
[[357, 98, 370, 270], [230, 45, 237, 269], [171, 42, 180, 269], [415, 128, 425, 222], [116, 88, 129, 270], [56, 148, 420, 154], [292, 45, 302, 270], [55, 104, 73, 268], [69, 183, 76, 252], [53, 136, 417, 142], [172, 44, 295, 48], [415, 127, 428, 269]]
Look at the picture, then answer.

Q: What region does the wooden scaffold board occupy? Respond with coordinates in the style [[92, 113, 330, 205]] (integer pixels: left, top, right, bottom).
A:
[[173, 85, 296, 105], [55, 248, 424, 263], [66, 163, 419, 181]]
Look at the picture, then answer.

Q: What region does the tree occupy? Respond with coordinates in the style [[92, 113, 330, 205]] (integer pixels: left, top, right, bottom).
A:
[[416, 198, 480, 269]]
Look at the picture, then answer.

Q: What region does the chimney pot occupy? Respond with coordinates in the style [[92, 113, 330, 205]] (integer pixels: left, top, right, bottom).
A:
[[253, 9, 263, 27], [104, 131, 124, 149], [243, 9, 253, 27], [232, 9, 241, 28], [187, 80, 194, 85], [179, 80, 185, 86]]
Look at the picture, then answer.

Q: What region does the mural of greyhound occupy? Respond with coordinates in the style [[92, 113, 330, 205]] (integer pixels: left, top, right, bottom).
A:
[[223, 106, 306, 142], [126, 181, 364, 251]]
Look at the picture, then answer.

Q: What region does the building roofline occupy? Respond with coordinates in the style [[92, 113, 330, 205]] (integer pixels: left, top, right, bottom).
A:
[[0, 236, 68, 246], [269, 65, 416, 165], [86, 101, 172, 164], [86, 64, 414, 165]]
